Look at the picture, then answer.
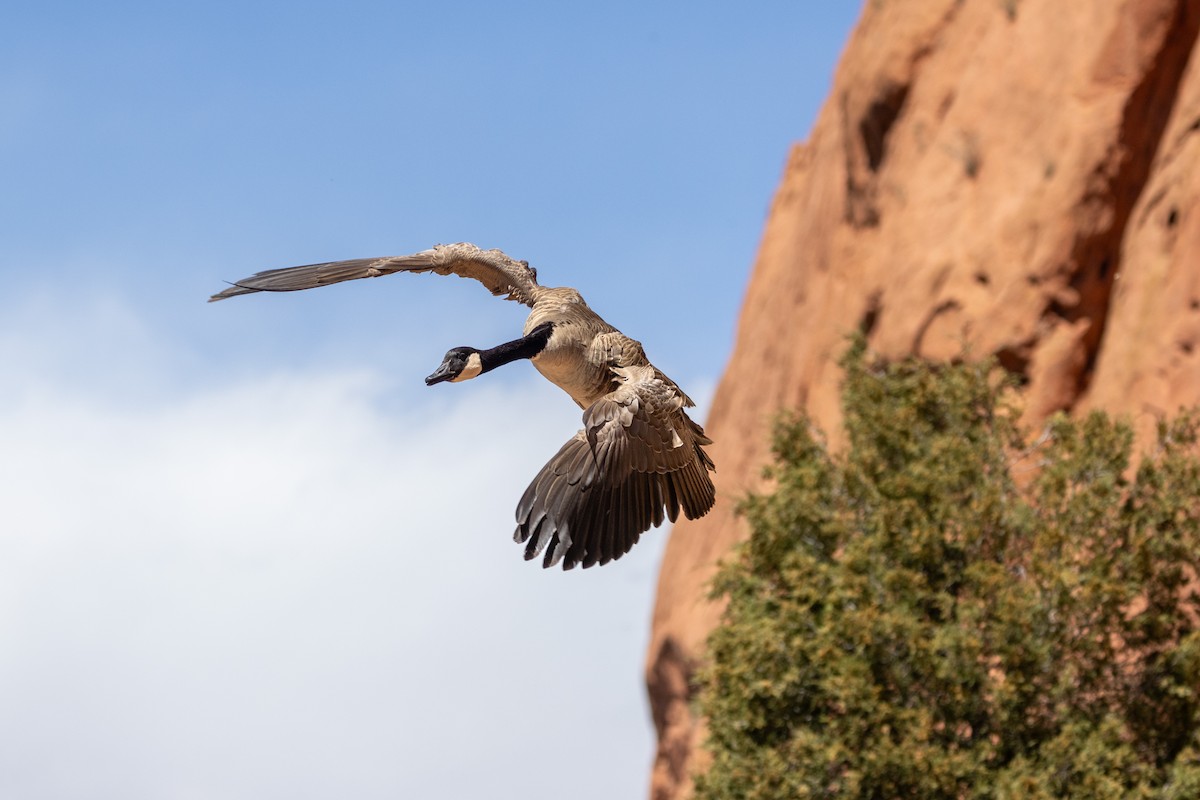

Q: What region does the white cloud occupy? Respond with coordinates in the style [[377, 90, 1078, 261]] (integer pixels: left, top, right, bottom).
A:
[[0, 296, 685, 799]]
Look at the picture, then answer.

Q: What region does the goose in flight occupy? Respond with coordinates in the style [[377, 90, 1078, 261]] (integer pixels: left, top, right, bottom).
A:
[[210, 242, 715, 569]]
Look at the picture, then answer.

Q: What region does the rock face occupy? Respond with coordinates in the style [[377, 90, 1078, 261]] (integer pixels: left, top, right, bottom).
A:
[[646, 2, 1200, 798]]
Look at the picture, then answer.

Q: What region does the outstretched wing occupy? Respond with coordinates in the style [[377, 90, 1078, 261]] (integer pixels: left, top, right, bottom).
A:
[[514, 368, 715, 570], [208, 242, 542, 306]]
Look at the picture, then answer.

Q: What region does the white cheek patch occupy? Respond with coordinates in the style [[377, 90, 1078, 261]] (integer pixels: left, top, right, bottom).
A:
[[452, 352, 484, 382]]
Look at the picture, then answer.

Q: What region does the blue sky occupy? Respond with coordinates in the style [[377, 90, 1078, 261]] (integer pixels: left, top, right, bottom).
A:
[[1, 3, 860, 798]]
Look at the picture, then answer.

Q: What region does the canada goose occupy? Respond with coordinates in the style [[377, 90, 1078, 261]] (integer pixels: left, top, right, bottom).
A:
[[210, 242, 715, 569]]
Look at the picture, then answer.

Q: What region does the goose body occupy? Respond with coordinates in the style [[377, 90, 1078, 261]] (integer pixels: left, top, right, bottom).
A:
[[210, 242, 715, 569]]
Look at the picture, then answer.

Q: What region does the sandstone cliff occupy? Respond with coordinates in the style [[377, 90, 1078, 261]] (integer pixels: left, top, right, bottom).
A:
[[646, 2, 1200, 797]]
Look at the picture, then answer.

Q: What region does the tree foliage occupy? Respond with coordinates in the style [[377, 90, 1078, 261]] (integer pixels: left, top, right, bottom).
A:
[[697, 345, 1200, 799]]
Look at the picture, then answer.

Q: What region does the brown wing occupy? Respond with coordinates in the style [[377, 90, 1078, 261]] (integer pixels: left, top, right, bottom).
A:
[[208, 242, 542, 306], [514, 369, 715, 570], [587, 332, 698, 408]]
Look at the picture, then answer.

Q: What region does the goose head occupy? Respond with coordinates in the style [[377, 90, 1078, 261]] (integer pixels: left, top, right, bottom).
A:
[[425, 323, 555, 387], [425, 347, 484, 385]]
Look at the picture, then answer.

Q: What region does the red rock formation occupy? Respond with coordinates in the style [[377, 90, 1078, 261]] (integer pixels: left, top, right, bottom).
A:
[[646, 2, 1200, 798]]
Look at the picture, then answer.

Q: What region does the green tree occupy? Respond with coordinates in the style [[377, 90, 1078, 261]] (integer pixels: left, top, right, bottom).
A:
[[697, 345, 1200, 799]]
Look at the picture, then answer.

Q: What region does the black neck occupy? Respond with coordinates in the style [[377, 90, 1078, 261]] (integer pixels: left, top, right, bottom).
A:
[[477, 322, 554, 374]]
